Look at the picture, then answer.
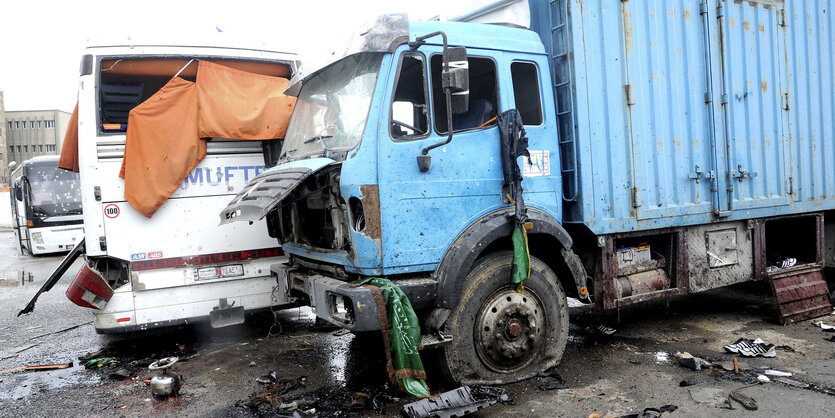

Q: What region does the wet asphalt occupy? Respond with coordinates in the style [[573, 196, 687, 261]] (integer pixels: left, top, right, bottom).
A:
[[1, 228, 834, 417]]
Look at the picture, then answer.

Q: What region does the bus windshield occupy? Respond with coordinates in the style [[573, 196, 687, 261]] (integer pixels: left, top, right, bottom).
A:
[[25, 165, 82, 218]]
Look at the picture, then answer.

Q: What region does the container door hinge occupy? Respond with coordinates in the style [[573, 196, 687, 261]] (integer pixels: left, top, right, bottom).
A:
[[778, 9, 787, 27], [782, 92, 790, 110], [625, 84, 636, 106], [699, 0, 708, 15], [631, 187, 641, 208], [94, 186, 101, 201], [99, 236, 107, 251], [787, 177, 794, 195]]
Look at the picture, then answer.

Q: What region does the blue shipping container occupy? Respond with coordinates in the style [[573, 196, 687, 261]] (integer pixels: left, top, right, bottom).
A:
[[531, 0, 835, 235]]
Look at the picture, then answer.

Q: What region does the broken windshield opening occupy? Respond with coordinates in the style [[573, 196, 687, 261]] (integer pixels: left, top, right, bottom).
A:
[[281, 53, 383, 161]]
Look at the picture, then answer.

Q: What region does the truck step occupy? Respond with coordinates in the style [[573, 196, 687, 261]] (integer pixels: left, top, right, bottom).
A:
[[768, 265, 833, 324]]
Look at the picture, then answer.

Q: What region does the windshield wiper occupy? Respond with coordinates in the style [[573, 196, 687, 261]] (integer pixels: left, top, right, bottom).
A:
[[302, 135, 335, 159]]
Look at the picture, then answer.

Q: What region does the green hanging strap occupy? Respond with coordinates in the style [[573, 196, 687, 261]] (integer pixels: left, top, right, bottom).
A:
[[354, 277, 430, 398], [511, 221, 531, 292]]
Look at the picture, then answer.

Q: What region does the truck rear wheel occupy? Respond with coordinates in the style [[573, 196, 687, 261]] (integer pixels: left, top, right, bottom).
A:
[[438, 251, 568, 384]]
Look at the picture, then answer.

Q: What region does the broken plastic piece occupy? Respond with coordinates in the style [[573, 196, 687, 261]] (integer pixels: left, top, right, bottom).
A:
[[764, 369, 792, 377], [813, 321, 835, 332], [402, 386, 496, 418], [256, 371, 277, 384]]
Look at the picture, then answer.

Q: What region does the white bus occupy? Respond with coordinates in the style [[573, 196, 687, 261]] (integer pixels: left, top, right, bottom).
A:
[[20, 40, 297, 333], [9, 156, 84, 255]]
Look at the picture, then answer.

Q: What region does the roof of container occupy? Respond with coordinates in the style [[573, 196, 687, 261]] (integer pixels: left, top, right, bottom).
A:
[[409, 20, 544, 55]]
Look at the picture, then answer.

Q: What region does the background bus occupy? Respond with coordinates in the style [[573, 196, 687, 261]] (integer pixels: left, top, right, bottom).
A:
[[9, 155, 84, 255]]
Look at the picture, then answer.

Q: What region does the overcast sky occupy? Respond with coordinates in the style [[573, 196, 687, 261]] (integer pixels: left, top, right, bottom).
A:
[[0, 0, 458, 113]]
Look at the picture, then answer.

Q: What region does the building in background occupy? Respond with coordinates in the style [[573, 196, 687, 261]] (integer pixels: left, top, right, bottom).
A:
[[0, 91, 7, 186], [4, 108, 71, 173]]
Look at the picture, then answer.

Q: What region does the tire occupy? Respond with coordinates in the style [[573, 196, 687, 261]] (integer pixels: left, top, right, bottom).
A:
[[438, 250, 569, 385]]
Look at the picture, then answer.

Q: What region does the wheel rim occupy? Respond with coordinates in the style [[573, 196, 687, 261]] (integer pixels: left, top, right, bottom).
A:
[[474, 286, 547, 373]]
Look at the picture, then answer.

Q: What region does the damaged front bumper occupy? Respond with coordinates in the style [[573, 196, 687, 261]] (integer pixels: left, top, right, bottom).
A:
[[271, 263, 437, 332]]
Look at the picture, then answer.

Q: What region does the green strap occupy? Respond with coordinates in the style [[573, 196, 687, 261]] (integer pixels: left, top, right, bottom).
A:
[[511, 222, 531, 291], [354, 277, 430, 397]]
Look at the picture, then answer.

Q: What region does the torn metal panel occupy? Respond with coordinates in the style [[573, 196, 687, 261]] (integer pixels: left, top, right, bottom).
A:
[[219, 158, 335, 224], [18, 238, 85, 316]]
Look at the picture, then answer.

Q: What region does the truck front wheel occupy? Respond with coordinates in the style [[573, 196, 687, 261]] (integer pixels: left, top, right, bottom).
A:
[[438, 251, 569, 385]]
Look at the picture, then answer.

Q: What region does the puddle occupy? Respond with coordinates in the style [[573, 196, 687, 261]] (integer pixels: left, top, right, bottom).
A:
[[0, 363, 102, 401], [0, 271, 32, 287]]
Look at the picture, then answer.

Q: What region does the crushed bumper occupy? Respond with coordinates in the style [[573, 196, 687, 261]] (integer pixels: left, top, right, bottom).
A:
[[271, 264, 437, 332]]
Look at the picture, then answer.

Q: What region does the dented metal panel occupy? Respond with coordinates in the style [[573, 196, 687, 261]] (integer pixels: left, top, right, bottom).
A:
[[769, 266, 833, 324]]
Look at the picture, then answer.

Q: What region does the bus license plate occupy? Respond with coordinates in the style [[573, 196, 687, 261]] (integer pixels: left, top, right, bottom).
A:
[[195, 264, 244, 281]]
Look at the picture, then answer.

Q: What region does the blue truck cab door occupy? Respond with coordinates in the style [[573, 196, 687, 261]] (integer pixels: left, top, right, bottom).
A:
[[376, 44, 507, 275], [376, 44, 562, 275]]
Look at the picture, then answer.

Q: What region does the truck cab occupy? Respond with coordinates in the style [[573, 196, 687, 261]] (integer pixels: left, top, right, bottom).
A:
[[222, 14, 588, 384]]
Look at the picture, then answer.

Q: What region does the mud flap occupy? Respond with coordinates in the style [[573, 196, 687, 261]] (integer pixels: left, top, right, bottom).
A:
[[18, 238, 85, 316], [209, 298, 245, 328]]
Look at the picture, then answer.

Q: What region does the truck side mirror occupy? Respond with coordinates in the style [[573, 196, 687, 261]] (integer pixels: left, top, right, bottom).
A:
[[13, 178, 23, 202], [442, 47, 469, 114]]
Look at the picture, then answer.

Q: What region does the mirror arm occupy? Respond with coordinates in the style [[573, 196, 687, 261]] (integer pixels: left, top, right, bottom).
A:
[[413, 31, 456, 173]]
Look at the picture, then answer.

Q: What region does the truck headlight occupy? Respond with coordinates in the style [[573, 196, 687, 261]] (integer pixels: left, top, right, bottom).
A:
[[32, 232, 44, 244]]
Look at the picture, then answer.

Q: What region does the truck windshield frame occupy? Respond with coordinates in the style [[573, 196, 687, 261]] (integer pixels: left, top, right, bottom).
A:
[[281, 53, 384, 161]]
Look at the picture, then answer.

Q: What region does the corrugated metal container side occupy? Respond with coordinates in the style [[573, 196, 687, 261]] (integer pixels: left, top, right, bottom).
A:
[[785, 0, 835, 206], [531, 0, 835, 236]]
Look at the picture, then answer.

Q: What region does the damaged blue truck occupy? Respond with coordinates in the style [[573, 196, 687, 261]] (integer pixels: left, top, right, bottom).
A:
[[221, 0, 835, 384]]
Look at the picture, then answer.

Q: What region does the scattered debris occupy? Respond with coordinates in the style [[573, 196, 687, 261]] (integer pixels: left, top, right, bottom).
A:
[[84, 357, 114, 369], [764, 369, 792, 377], [0, 342, 41, 360], [679, 380, 698, 387], [536, 367, 568, 391], [256, 371, 278, 384], [727, 383, 759, 410], [813, 321, 835, 332], [113, 404, 126, 409], [332, 328, 351, 337], [825, 335, 835, 343], [349, 392, 370, 411], [78, 349, 105, 362], [715, 371, 760, 385], [402, 386, 500, 418], [723, 338, 776, 358], [775, 377, 810, 389], [249, 361, 256, 367], [674, 352, 711, 371], [757, 375, 770, 383], [108, 368, 134, 380], [0, 362, 73, 375], [655, 352, 670, 363]]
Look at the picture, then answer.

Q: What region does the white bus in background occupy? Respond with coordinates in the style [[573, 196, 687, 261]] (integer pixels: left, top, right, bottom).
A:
[[20, 40, 298, 333], [9, 156, 84, 255]]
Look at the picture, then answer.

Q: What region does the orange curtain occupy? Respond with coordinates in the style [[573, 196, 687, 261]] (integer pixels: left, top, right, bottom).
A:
[[58, 102, 79, 172], [197, 60, 295, 139], [120, 77, 205, 218]]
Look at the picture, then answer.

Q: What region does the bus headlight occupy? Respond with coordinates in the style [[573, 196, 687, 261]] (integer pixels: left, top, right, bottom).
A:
[[32, 232, 44, 244]]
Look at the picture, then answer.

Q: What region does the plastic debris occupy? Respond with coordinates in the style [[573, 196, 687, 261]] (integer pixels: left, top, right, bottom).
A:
[[757, 375, 770, 383], [402, 386, 504, 418], [766, 257, 796, 272], [723, 338, 776, 358], [674, 352, 711, 371], [679, 380, 698, 387], [764, 369, 792, 377]]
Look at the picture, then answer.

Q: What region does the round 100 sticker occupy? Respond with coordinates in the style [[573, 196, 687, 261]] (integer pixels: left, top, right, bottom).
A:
[[104, 204, 120, 219]]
